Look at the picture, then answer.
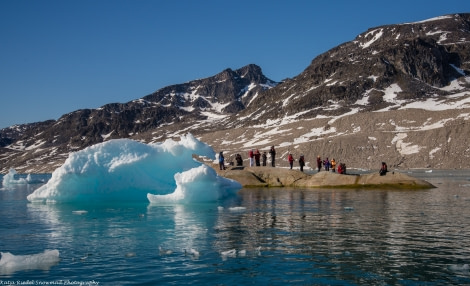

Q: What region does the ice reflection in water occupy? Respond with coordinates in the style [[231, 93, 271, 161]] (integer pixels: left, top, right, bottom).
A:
[[1, 171, 470, 285]]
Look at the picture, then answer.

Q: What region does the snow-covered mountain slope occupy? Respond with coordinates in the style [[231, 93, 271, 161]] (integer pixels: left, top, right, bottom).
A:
[[1, 14, 469, 173], [236, 13, 470, 124]]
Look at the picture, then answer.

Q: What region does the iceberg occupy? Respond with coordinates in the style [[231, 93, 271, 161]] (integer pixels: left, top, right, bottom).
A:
[[2, 168, 28, 186], [0, 249, 60, 275], [27, 133, 241, 203], [147, 164, 241, 204]]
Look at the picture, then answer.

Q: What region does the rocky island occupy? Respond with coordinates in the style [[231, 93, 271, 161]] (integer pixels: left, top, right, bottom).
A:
[[212, 165, 435, 189]]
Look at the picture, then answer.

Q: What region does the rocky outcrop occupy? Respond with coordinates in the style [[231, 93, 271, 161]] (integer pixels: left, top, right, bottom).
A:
[[214, 166, 435, 189], [240, 13, 470, 123]]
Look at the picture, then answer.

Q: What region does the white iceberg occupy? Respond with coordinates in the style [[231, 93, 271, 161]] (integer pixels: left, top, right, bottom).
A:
[[27, 133, 241, 203]]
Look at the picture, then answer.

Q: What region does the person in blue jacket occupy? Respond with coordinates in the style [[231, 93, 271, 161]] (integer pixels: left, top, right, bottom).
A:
[[219, 151, 226, 170]]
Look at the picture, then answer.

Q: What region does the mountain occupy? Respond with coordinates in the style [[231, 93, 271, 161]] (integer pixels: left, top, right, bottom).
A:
[[1, 13, 469, 174], [0, 64, 278, 173], [235, 14, 470, 122]]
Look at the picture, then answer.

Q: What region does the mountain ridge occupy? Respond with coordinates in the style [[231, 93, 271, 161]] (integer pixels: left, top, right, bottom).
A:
[[1, 13, 469, 173]]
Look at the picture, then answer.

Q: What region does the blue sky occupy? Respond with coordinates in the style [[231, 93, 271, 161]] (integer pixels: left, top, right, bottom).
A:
[[1, 0, 468, 129]]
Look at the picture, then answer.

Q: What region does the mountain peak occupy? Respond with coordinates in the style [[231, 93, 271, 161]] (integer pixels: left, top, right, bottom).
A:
[[239, 12, 470, 124], [1, 13, 469, 173]]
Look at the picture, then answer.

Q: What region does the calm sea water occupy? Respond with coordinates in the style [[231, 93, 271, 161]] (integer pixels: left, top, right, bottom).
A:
[[1, 170, 470, 285]]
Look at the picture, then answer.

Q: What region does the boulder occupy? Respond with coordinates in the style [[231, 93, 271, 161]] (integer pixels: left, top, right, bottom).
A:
[[213, 165, 435, 189]]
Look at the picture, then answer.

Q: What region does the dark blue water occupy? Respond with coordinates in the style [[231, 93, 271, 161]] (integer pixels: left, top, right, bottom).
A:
[[1, 170, 470, 285]]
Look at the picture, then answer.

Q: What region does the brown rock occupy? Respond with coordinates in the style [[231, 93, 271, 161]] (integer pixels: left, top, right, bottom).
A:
[[213, 164, 435, 189]]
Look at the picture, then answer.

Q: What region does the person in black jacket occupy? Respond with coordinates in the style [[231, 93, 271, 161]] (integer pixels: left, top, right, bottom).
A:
[[262, 152, 267, 166], [299, 155, 305, 172], [269, 146, 276, 167], [379, 162, 388, 176], [235, 154, 243, 166]]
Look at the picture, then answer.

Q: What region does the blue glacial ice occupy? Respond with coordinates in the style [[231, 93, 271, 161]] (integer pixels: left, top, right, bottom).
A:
[[26, 133, 242, 203], [147, 164, 241, 204]]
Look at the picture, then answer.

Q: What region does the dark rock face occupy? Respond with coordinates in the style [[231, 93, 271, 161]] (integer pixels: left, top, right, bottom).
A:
[[240, 14, 470, 123], [1, 14, 470, 173], [0, 64, 278, 172], [143, 64, 275, 113]]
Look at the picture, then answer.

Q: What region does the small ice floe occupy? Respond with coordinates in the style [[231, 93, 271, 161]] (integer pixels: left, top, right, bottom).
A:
[[1, 168, 28, 187], [221, 249, 237, 261], [124, 252, 136, 258], [449, 264, 469, 273], [228, 207, 246, 212], [24, 174, 46, 184], [0, 249, 60, 275], [220, 249, 247, 260], [159, 246, 173, 256], [184, 248, 200, 259], [72, 210, 88, 215], [71, 252, 93, 262], [189, 248, 199, 258]]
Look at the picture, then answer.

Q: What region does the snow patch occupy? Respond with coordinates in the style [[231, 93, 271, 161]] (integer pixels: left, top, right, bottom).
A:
[[360, 28, 384, 49]]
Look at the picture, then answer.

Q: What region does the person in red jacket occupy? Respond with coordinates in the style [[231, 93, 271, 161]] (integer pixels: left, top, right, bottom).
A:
[[337, 162, 343, 174], [288, 153, 294, 169], [248, 149, 254, 167]]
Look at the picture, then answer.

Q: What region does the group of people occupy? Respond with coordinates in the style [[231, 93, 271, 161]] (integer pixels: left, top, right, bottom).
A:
[[243, 146, 276, 167], [288, 153, 306, 171], [220, 148, 388, 176], [315, 156, 346, 174]]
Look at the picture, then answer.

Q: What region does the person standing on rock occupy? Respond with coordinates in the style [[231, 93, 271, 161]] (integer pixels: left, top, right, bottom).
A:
[[262, 152, 267, 166], [235, 154, 243, 166], [324, 157, 330, 171], [288, 153, 294, 169], [330, 158, 336, 172], [219, 151, 225, 170], [379, 162, 388, 176], [337, 162, 343, 174], [299, 155, 305, 172], [338, 162, 346, 174], [316, 156, 322, 172], [269, 146, 276, 167], [254, 149, 261, 166], [248, 149, 254, 167]]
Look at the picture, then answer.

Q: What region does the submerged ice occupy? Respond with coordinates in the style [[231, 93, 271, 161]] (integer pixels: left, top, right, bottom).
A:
[[27, 134, 241, 203]]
